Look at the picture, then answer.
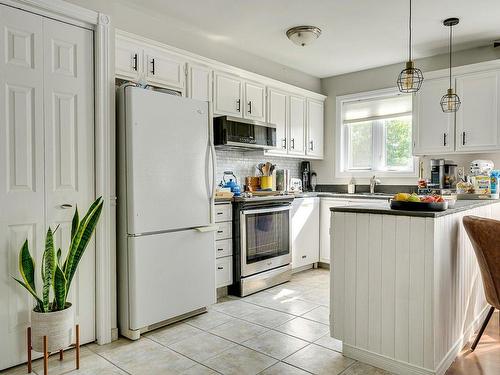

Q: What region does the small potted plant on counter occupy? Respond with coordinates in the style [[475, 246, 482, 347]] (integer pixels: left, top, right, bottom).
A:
[[13, 197, 103, 371]]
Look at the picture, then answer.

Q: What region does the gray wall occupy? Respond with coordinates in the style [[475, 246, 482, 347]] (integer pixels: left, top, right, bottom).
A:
[[314, 45, 500, 185], [67, 0, 321, 93]]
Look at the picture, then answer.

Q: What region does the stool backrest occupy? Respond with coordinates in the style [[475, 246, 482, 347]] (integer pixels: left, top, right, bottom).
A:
[[463, 215, 500, 309]]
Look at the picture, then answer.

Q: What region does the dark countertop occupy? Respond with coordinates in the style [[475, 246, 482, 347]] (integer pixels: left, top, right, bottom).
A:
[[330, 199, 500, 218], [294, 192, 393, 200]]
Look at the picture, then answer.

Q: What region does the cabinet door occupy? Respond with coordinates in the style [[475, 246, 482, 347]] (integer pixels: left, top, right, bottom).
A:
[[292, 198, 320, 269], [115, 35, 142, 80], [42, 17, 96, 349], [320, 199, 349, 263], [306, 99, 324, 159], [244, 81, 266, 122], [144, 47, 185, 90], [455, 71, 500, 152], [0, 6, 45, 369], [214, 72, 243, 117], [413, 77, 455, 155], [187, 63, 212, 102], [289, 95, 306, 155], [266, 88, 288, 154]]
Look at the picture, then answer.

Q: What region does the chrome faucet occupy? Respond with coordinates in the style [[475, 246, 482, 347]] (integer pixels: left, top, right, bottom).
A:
[[369, 175, 381, 194]]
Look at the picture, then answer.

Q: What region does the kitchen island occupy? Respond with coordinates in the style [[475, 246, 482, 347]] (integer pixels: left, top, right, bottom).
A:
[[329, 200, 500, 375]]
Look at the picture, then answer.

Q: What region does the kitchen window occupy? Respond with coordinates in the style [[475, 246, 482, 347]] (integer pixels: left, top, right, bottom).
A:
[[337, 89, 416, 177]]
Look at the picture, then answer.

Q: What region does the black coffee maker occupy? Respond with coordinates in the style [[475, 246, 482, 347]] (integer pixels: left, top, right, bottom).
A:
[[300, 161, 311, 191]]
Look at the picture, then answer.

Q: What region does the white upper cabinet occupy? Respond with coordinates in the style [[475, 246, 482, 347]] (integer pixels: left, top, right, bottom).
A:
[[267, 88, 288, 154], [114, 31, 325, 159], [116, 36, 142, 80], [214, 71, 243, 117], [288, 95, 306, 155], [144, 47, 186, 90], [306, 99, 324, 158], [187, 63, 212, 102], [455, 71, 500, 152], [413, 77, 455, 155], [244, 81, 266, 122]]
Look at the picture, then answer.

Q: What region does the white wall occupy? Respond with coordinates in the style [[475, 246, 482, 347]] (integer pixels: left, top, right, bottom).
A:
[[315, 45, 500, 185], [66, 0, 321, 93]]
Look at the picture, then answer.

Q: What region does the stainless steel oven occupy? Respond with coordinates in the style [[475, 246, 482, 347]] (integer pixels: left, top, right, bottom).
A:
[[229, 195, 294, 297], [240, 205, 291, 277]]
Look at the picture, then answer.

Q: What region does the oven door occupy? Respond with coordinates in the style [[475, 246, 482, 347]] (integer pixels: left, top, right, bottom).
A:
[[240, 205, 291, 277]]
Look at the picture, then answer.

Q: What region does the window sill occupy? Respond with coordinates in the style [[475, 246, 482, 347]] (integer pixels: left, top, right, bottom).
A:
[[335, 169, 418, 179]]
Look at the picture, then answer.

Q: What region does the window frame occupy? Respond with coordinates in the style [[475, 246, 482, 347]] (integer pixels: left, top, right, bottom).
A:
[[335, 88, 418, 178]]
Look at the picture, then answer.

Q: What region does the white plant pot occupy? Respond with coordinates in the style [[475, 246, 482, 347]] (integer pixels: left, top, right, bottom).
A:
[[31, 303, 74, 353]]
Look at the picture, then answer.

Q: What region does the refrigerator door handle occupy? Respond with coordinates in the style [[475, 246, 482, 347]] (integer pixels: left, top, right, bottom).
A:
[[195, 225, 218, 233], [210, 143, 217, 197]]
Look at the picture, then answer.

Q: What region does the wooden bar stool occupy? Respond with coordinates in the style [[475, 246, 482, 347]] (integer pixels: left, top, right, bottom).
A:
[[463, 215, 500, 351]]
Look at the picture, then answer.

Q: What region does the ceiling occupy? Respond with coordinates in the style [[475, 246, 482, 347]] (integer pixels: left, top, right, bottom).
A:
[[121, 0, 500, 78]]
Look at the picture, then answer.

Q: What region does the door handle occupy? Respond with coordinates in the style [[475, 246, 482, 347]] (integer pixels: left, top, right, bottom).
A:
[[132, 53, 138, 71], [60, 204, 73, 209], [248, 101, 252, 114], [195, 225, 218, 233], [236, 99, 241, 112], [150, 58, 155, 75]]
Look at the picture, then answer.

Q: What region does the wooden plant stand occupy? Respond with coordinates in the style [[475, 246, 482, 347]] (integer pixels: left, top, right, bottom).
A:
[[26, 324, 80, 375]]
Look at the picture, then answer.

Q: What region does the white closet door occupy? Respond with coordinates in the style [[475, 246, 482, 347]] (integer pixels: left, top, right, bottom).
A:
[[42, 18, 95, 346], [0, 5, 45, 369]]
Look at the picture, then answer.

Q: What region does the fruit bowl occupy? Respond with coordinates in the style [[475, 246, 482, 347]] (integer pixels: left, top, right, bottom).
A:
[[390, 200, 448, 212]]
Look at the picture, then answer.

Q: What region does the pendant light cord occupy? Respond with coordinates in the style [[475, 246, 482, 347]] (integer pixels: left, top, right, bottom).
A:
[[409, 0, 412, 61], [449, 24, 453, 89]]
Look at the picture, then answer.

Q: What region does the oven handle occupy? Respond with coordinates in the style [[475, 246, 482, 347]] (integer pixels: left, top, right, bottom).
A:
[[241, 206, 291, 215]]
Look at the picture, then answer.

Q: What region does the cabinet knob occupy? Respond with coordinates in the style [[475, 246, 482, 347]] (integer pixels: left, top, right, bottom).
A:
[[443, 133, 447, 146], [60, 204, 73, 209], [236, 99, 241, 112], [291, 138, 295, 149], [282, 138, 287, 149], [309, 140, 314, 151], [248, 101, 252, 114], [150, 58, 155, 75], [462, 131, 466, 145], [217, 266, 224, 270], [302, 255, 307, 259]]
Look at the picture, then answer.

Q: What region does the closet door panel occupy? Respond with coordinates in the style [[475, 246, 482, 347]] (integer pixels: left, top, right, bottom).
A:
[[0, 5, 45, 370], [42, 18, 95, 346]]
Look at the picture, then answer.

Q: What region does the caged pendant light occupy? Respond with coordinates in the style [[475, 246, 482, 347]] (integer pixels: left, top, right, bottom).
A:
[[440, 18, 461, 113], [397, 0, 424, 93]]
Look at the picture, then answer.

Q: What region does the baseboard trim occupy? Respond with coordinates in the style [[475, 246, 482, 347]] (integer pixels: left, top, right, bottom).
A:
[[435, 304, 490, 375], [342, 304, 490, 375], [343, 344, 433, 375]]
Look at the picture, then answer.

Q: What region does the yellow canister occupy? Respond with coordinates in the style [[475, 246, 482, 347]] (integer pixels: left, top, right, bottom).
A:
[[260, 176, 273, 190]]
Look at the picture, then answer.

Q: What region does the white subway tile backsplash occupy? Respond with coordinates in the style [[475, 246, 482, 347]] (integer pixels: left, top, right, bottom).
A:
[[215, 150, 301, 187]]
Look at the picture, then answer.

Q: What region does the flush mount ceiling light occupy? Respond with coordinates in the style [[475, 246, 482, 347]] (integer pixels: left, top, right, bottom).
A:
[[286, 26, 321, 47], [440, 17, 461, 113], [397, 0, 424, 93]]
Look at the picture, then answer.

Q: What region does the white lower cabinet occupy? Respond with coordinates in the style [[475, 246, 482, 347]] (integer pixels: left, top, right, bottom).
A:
[[215, 202, 233, 288], [320, 199, 350, 264], [291, 197, 320, 269], [216, 256, 233, 288]]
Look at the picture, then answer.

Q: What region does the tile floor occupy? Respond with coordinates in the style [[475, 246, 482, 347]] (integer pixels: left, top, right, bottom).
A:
[[1, 268, 390, 375]]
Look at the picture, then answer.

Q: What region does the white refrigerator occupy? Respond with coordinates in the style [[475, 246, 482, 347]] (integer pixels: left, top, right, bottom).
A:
[[117, 86, 217, 340]]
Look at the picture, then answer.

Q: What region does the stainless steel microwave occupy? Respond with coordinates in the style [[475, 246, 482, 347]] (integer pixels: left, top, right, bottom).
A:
[[213, 116, 276, 150]]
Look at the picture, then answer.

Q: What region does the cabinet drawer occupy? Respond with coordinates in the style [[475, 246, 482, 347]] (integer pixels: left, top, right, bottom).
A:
[[216, 221, 232, 240], [215, 204, 232, 222], [215, 239, 232, 258], [216, 256, 233, 288]]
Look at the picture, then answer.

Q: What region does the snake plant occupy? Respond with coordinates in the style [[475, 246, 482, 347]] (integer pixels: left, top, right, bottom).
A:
[[13, 197, 103, 312]]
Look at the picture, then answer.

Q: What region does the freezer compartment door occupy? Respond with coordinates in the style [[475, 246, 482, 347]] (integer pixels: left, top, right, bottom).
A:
[[127, 229, 216, 330], [125, 86, 212, 234]]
